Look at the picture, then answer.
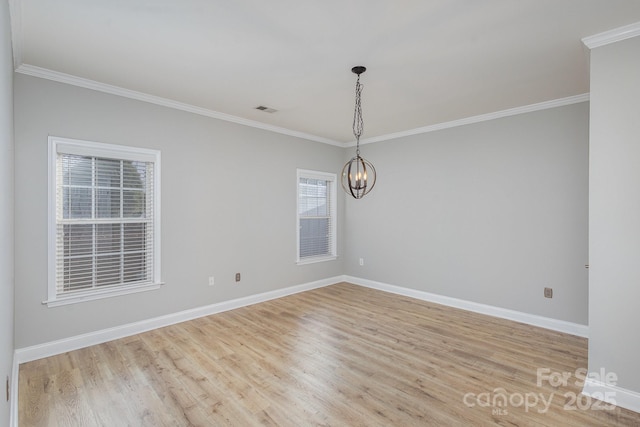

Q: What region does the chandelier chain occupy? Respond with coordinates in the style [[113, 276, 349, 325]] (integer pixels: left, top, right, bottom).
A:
[[352, 74, 364, 155]]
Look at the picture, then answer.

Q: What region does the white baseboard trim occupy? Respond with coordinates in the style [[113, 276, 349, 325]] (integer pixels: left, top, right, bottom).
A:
[[583, 378, 640, 414], [13, 274, 588, 362], [15, 276, 343, 364], [345, 276, 589, 338]]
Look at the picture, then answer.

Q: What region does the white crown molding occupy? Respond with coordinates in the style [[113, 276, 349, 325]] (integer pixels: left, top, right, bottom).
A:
[[345, 276, 589, 338], [14, 276, 344, 364], [8, 0, 22, 68], [349, 93, 590, 147], [15, 64, 344, 147], [16, 63, 591, 149], [582, 378, 640, 414], [582, 21, 640, 49]]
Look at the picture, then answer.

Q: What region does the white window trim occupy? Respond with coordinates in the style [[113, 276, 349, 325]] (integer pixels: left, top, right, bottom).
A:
[[296, 169, 337, 265], [46, 136, 163, 307]]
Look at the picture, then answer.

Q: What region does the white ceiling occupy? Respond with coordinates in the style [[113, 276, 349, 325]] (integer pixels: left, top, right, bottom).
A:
[[10, 1, 640, 144]]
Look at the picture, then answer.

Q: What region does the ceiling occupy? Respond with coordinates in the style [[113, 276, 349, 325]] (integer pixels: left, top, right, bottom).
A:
[[10, 0, 640, 144]]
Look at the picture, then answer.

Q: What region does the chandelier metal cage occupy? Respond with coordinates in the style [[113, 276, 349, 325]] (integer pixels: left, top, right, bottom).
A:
[[341, 66, 376, 199]]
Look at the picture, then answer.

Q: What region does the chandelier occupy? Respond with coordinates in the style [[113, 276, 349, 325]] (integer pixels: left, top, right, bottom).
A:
[[341, 66, 376, 199]]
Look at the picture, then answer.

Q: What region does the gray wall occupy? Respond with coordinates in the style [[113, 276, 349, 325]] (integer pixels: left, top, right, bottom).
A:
[[14, 68, 591, 351], [588, 36, 640, 393], [345, 103, 589, 324], [0, 0, 14, 423], [14, 74, 345, 348]]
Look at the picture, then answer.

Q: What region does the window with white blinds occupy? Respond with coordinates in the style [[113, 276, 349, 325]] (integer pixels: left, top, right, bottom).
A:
[[296, 169, 337, 264], [47, 137, 161, 306]]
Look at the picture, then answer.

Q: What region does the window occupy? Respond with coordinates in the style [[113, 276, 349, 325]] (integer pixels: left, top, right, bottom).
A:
[[297, 169, 337, 264], [47, 136, 161, 306]]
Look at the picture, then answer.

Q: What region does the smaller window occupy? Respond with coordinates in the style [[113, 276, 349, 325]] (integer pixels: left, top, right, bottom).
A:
[[297, 169, 337, 264]]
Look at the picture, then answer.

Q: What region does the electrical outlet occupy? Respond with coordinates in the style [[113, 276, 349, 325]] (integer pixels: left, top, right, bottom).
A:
[[235, 273, 241, 282], [208, 276, 215, 287], [544, 287, 553, 298], [359, 258, 364, 266]]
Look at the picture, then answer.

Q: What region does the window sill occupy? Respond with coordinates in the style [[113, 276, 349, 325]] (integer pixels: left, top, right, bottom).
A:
[[43, 282, 164, 308], [296, 255, 338, 265]]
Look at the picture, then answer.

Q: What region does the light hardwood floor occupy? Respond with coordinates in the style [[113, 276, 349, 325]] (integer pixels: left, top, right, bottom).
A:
[[19, 282, 640, 426]]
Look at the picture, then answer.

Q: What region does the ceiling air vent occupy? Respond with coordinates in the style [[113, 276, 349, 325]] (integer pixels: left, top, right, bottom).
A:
[[255, 105, 278, 113]]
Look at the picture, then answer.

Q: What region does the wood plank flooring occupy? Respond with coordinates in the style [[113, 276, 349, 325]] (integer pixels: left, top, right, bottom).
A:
[[19, 282, 640, 426]]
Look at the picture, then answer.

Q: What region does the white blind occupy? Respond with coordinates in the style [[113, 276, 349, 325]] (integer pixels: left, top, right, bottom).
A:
[[55, 153, 155, 295], [298, 174, 335, 259]]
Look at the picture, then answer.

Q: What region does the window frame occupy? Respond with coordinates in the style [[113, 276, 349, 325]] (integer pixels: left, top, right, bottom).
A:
[[46, 136, 162, 307], [296, 169, 338, 265]]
